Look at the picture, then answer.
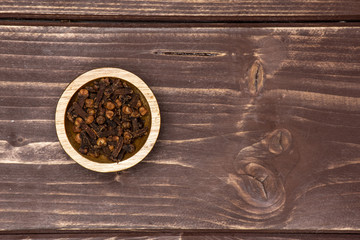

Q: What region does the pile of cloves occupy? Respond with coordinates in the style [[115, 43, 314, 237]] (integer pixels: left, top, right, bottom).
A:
[[66, 77, 149, 162]]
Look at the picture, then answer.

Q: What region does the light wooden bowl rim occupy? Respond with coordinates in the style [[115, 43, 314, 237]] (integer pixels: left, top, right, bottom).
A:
[[55, 68, 160, 172]]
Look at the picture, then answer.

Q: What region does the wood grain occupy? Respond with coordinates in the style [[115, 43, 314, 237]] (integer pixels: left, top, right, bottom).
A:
[[3, 232, 360, 239], [0, 1, 359, 21], [0, 25, 359, 232]]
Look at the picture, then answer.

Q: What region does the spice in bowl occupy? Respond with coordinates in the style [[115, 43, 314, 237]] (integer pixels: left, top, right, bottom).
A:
[[66, 77, 149, 163]]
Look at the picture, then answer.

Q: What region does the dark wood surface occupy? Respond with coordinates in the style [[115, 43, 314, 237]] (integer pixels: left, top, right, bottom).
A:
[[3, 232, 360, 239], [1, 0, 360, 237], [0, 25, 360, 234], [0, 0, 359, 21]]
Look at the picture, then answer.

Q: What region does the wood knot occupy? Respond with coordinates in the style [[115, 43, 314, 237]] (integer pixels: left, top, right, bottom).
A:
[[7, 133, 28, 147], [248, 60, 264, 96], [264, 129, 292, 155], [230, 160, 285, 211]]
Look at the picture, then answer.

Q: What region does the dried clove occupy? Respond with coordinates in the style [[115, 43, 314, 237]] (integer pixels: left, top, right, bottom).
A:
[[73, 102, 88, 119], [129, 94, 139, 108], [77, 89, 89, 108], [132, 118, 139, 131], [66, 77, 149, 162], [132, 127, 148, 138], [112, 136, 124, 158], [139, 106, 147, 116]]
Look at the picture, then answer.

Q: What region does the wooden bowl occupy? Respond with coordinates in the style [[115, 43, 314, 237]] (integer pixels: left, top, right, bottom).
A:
[[55, 68, 160, 172]]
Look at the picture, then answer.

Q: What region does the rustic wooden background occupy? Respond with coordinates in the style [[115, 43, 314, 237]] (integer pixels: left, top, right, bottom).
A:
[[0, 0, 360, 21], [0, 1, 359, 239]]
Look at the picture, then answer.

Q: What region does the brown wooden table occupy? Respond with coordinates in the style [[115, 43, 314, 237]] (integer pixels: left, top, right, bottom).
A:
[[0, 1, 360, 239]]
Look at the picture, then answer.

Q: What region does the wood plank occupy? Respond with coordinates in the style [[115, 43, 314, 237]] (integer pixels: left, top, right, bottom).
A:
[[182, 233, 360, 239], [0, 1, 359, 21], [2, 233, 181, 240], [2, 232, 360, 239], [0, 25, 359, 232]]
